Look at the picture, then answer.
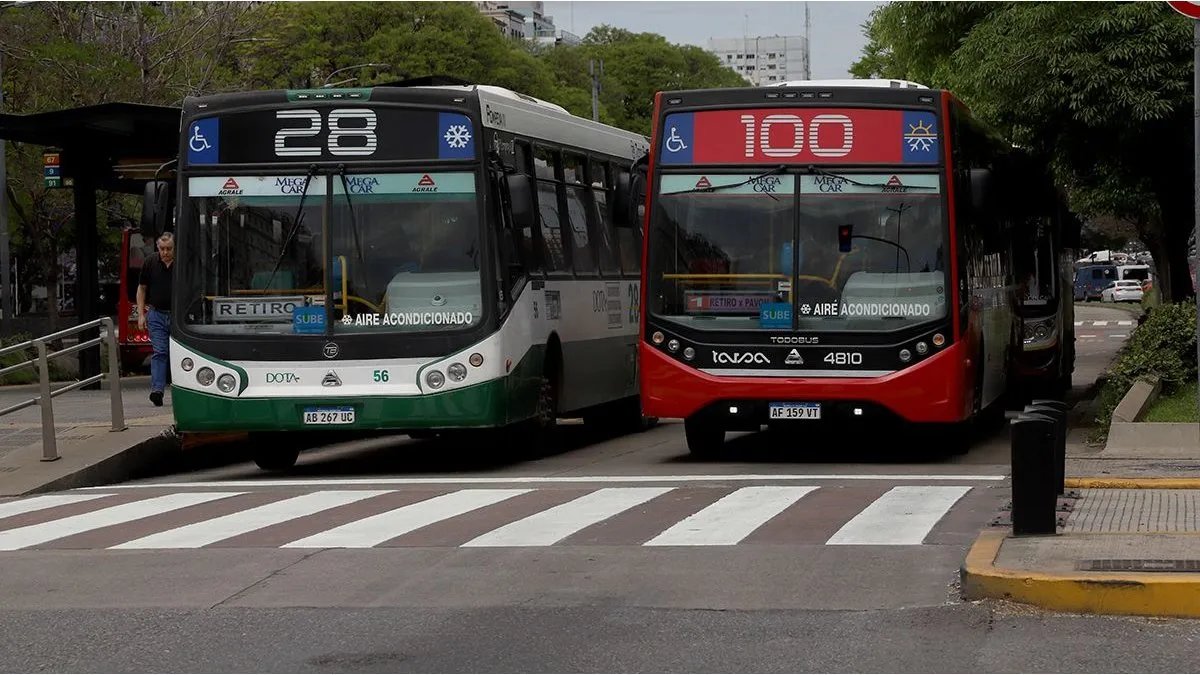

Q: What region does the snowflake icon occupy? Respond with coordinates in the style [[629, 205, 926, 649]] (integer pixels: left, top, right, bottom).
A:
[[906, 137, 934, 152], [800, 304, 812, 315], [444, 124, 472, 149], [340, 314, 354, 325]]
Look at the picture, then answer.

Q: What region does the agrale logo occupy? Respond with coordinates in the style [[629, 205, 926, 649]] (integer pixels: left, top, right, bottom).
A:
[[413, 174, 438, 193], [785, 349, 804, 365], [712, 351, 769, 365], [218, 178, 243, 196]]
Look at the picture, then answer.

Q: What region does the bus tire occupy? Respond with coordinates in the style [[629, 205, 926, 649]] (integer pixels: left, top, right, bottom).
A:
[[253, 446, 299, 472], [684, 417, 724, 458]]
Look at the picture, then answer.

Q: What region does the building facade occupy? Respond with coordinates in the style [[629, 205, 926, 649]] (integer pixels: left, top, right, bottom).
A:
[[475, 1, 579, 45], [707, 35, 811, 86]]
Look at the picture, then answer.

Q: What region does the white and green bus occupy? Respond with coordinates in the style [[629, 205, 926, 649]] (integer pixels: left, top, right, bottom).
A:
[[142, 79, 653, 469]]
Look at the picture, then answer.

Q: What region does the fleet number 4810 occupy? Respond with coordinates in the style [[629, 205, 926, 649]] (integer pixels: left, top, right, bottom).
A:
[[824, 352, 863, 366]]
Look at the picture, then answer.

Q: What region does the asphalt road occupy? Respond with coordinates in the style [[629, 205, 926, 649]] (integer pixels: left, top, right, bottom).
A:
[[3, 303, 1193, 673]]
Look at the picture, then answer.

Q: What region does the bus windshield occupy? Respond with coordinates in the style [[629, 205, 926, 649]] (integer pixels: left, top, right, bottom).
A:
[[1017, 224, 1058, 309], [180, 173, 482, 336], [649, 172, 947, 331]]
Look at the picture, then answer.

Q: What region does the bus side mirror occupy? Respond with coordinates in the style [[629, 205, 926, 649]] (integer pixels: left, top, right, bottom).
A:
[[503, 173, 535, 232], [969, 168, 993, 216], [141, 180, 172, 238], [614, 170, 645, 228]]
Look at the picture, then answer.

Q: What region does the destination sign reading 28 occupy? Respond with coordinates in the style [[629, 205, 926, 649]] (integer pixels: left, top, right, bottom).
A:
[[658, 108, 940, 165], [186, 108, 476, 165]]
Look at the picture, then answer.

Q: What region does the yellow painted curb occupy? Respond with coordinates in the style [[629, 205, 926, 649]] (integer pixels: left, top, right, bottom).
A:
[[961, 529, 1200, 618], [1065, 477, 1200, 489]]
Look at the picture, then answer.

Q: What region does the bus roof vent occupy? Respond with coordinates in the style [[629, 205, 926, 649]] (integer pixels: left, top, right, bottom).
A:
[[475, 85, 571, 115], [374, 75, 474, 88], [769, 78, 930, 89]]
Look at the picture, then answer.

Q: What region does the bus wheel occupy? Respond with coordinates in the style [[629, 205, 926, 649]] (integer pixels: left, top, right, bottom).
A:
[[253, 446, 299, 472], [684, 417, 725, 458], [534, 373, 558, 432], [927, 423, 971, 456]]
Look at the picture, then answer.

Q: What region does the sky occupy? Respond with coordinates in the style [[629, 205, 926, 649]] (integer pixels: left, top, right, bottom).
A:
[[540, 1, 886, 79]]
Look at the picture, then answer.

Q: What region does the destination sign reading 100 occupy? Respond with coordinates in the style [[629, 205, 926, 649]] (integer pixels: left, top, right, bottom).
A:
[[658, 108, 941, 166]]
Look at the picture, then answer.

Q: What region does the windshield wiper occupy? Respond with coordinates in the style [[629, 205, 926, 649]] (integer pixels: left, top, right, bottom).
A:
[[335, 164, 369, 301], [671, 165, 788, 199], [806, 165, 937, 191], [261, 164, 318, 294]]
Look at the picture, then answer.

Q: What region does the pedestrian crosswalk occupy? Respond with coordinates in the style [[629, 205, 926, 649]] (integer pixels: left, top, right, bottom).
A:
[[1074, 320, 1135, 327], [0, 484, 986, 551]]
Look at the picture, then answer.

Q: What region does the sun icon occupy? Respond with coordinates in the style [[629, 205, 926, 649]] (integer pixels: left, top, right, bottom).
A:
[[905, 120, 936, 152]]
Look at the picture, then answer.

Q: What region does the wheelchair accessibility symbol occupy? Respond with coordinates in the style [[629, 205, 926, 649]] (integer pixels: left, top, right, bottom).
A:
[[665, 126, 688, 153], [190, 125, 211, 153]]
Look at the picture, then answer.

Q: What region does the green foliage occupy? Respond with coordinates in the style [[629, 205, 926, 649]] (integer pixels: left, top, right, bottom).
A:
[[1096, 302, 1198, 428], [539, 25, 747, 137], [852, 1, 1197, 303], [1142, 380, 1199, 423], [0, 334, 75, 385]]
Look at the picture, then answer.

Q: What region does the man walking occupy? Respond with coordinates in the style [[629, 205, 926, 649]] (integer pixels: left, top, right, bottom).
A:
[[137, 232, 174, 406]]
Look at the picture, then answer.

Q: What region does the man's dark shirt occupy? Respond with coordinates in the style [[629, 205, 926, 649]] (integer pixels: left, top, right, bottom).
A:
[[139, 254, 173, 311]]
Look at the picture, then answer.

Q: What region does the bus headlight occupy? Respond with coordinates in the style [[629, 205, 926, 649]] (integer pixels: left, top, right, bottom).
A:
[[651, 331, 664, 345], [447, 363, 467, 382], [683, 347, 695, 360], [667, 339, 679, 352], [899, 349, 912, 363], [181, 358, 194, 372], [469, 353, 484, 367], [216, 374, 236, 393], [196, 367, 215, 386], [426, 369, 445, 389], [1034, 324, 1050, 340]]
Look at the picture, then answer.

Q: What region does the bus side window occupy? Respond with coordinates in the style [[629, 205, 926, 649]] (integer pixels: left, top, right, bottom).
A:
[[589, 160, 621, 276], [534, 145, 569, 273], [563, 152, 596, 275], [511, 141, 539, 273]]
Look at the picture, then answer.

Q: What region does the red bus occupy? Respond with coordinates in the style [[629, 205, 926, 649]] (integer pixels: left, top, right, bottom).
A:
[[1011, 191, 1080, 398], [117, 227, 154, 372], [638, 81, 1057, 456]]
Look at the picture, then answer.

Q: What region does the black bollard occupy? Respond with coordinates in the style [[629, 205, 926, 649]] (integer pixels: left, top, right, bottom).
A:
[[1030, 400, 1069, 495], [1010, 413, 1058, 536]]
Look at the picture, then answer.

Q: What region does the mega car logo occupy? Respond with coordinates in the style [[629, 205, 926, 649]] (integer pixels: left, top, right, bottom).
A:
[[345, 176, 380, 194], [275, 177, 309, 194], [711, 351, 770, 365]]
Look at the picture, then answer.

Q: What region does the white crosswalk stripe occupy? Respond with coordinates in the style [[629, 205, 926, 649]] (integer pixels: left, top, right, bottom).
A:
[[284, 489, 530, 549], [0, 493, 115, 520], [644, 486, 817, 546], [462, 487, 672, 547], [825, 486, 970, 545], [0, 493, 241, 551], [113, 490, 390, 549], [0, 485, 982, 550]]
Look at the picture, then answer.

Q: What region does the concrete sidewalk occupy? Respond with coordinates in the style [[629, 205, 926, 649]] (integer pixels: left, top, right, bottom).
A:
[[962, 399, 1200, 618], [0, 377, 178, 497]]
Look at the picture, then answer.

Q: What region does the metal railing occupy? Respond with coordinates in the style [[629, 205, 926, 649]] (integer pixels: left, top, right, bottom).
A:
[[0, 317, 126, 461]]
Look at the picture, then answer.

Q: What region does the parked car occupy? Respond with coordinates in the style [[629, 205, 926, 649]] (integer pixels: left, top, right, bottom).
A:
[[1100, 280, 1144, 303]]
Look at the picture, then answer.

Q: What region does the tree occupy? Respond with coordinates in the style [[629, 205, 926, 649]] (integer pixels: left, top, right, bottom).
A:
[[852, 1, 1197, 302], [1, 2, 264, 330], [237, 2, 557, 98], [536, 25, 747, 137]]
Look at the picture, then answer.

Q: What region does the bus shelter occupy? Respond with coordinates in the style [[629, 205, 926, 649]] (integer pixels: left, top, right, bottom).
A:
[[0, 102, 181, 383]]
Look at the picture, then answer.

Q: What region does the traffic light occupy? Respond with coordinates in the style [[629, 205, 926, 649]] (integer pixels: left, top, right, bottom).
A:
[[838, 224, 853, 252]]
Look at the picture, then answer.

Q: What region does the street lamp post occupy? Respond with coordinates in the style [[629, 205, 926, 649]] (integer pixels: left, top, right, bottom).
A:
[[321, 63, 390, 88]]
